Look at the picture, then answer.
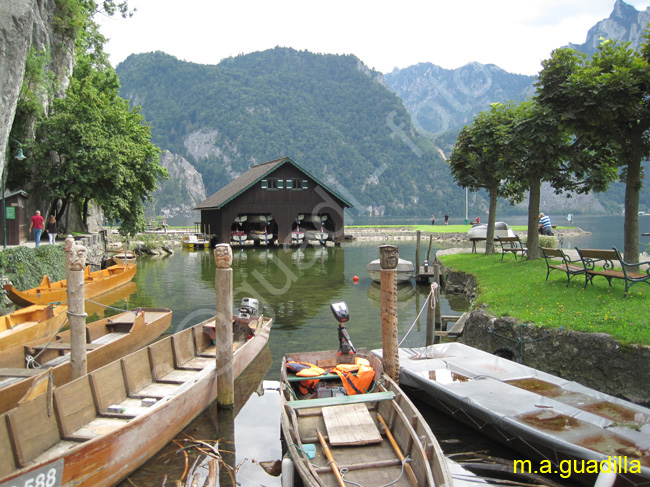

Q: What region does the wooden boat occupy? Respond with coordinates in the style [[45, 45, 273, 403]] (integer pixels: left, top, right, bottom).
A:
[[0, 303, 68, 352], [2, 264, 137, 307], [247, 229, 274, 244], [367, 257, 414, 283], [0, 307, 173, 417], [231, 230, 248, 244], [379, 342, 650, 487], [0, 312, 272, 487], [181, 234, 209, 250], [106, 251, 137, 267], [280, 348, 453, 487]]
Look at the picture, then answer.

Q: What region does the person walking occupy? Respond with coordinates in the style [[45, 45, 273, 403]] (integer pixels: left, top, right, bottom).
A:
[[444, 213, 449, 225], [539, 213, 553, 236], [431, 214, 436, 225], [46, 215, 57, 244], [29, 210, 44, 247]]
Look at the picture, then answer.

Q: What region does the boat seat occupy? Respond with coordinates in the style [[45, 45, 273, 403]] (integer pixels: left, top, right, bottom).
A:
[[172, 327, 212, 370], [90, 361, 128, 414], [30, 342, 101, 353], [0, 411, 17, 477], [6, 393, 62, 466], [149, 337, 198, 384], [0, 368, 46, 378], [288, 391, 396, 409], [54, 375, 112, 441], [122, 347, 179, 398]]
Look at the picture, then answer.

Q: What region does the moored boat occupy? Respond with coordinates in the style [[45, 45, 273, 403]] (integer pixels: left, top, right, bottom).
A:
[[280, 301, 452, 487], [0, 307, 173, 416], [375, 342, 650, 487], [0, 303, 68, 352], [367, 257, 414, 283], [467, 221, 515, 239], [0, 309, 272, 487], [106, 251, 136, 267], [3, 264, 137, 307], [181, 234, 209, 250]]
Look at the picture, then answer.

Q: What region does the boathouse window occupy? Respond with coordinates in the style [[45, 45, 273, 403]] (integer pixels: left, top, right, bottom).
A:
[[288, 179, 308, 190], [261, 179, 284, 190]]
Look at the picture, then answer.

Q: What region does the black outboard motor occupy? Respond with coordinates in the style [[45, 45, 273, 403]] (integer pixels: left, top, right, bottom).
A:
[[330, 301, 355, 355]]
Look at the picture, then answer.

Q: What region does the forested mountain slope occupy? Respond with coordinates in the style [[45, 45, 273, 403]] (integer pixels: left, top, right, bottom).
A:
[[117, 48, 466, 218]]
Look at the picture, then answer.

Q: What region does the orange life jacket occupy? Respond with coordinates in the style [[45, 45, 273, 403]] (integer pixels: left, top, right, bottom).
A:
[[332, 363, 375, 395], [286, 361, 327, 395]]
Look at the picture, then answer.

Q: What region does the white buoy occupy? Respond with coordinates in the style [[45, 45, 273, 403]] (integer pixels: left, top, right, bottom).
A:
[[281, 457, 295, 487]]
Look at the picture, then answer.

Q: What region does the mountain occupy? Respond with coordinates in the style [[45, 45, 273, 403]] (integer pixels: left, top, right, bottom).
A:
[[383, 62, 535, 139], [117, 48, 467, 219]]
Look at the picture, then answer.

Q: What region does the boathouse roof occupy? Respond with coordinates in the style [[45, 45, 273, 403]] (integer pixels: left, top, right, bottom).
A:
[[194, 156, 353, 210]]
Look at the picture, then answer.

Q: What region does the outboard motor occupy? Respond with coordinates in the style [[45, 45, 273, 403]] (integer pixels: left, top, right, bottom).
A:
[[330, 301, 355, 355], [238, 297, 259, 320]]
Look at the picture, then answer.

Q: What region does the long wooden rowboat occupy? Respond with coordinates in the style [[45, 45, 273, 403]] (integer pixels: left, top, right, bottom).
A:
[[2, 264, 137, 307], [0, 303, 68, 352], [0, 313, 272, 487], [280, 348, 453, 487], [0, 307, 173, 417]]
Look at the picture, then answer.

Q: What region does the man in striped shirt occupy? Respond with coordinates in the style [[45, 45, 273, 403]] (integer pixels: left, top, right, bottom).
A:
[[538, 213, 553, 236]]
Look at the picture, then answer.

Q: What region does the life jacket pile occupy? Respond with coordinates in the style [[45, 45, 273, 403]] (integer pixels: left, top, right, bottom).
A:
[[285, 357, 375, 396]]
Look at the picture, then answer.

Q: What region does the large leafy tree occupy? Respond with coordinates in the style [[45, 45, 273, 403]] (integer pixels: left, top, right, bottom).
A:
[[449, 103, 519, 255], [536, 39, 650, 264], [33, 18, 166, 236]]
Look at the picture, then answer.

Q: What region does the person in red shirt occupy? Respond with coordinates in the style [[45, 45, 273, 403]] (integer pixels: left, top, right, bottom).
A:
[[29, 210, 44, 247]]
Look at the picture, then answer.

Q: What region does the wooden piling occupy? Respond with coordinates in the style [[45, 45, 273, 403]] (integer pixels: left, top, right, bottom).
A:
[[379, 245, 399, 383], [214, 244, 234, 408], [433, 263, 441, 329], [64, 236, 87, 380], [415, 231, 421, 279]]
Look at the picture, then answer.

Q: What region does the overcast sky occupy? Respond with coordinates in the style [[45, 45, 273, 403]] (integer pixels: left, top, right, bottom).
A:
[[96, 0, 650, 76]]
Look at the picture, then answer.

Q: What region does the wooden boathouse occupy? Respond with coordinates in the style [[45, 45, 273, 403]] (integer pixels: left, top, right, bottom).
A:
[[195, 157, 352, 246]]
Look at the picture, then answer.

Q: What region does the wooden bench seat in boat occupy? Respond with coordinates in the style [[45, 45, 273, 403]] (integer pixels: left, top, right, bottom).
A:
[[172, 327, 213, 370], [54, 375, 126, 441], [288, 390, 396, 409], [29, 342, 101, 353], [0, 368, 45, 377], [89, 360, 152, 418], [122, 348, 180, 399], [149, 339, 198, 384]]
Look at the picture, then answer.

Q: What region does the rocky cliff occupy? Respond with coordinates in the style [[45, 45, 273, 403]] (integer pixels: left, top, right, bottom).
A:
[[151, 150, 207, 219], [0, 0, 74, 174]]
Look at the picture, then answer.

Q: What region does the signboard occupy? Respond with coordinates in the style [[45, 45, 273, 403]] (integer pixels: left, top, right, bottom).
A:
[[5, 207, 15, 220]]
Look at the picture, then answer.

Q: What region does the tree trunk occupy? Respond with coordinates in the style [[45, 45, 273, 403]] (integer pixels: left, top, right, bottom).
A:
[[624, 144, 641, 266], [485, 187, 498, 255], [527, 176, 542, 260]]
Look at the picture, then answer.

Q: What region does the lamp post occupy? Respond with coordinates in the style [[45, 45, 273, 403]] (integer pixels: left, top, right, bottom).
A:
[[3, 140, 27, 249]]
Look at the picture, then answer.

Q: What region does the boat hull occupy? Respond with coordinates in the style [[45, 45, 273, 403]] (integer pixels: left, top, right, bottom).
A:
[[367, 258, 414, 283], [2, 264, 137, 307], [0, 304, 68, 352], [280, 349, 452, 487], [0, 315, 272, 487], [375, 343, 650, 487], [467, 221, 516, 239]]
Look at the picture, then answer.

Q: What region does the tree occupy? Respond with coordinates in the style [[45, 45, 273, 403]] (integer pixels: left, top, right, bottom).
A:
[[536, 39, 650, 264], [33, 17, 167, 236], [449, 103, 519, 255]]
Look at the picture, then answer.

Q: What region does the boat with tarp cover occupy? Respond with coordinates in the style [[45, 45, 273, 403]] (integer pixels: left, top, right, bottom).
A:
[[373, 342, 650, 487]]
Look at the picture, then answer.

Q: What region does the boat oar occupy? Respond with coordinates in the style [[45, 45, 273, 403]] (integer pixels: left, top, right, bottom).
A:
[[316, 429, 346, 487], [377, 414, 418, 487]]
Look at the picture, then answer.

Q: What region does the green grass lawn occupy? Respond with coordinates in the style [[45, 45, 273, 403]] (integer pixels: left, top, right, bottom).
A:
[[346, 224, 572, 233], [438, 253, 650, 345]]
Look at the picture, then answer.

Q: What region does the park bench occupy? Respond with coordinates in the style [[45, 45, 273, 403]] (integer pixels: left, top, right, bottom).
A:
[[496, 235, 527, 260], [539, 247, 585, 287], [575, 247, 650, 297]]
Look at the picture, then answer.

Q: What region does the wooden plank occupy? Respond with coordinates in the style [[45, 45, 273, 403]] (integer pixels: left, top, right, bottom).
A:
[[322, 403, 381, 446], [89, 361, 127, 413], [0, 368, 45, 377], [0, 412, 17, 477], [54, 375, 97, 438], [122, 348, 152, 394], [289, 391, 395, 409]]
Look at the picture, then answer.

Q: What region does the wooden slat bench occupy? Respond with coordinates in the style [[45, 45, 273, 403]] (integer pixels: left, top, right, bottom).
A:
[[497, 236, 527, 260], [288, 391, 395, 409], [576, 247, 650, 297], [539, 247, 585, 287]]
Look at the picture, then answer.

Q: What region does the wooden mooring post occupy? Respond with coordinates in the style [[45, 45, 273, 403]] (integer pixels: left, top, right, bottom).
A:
[[214, 244, 234, 408], [379, 245, 400, 383], [64, 235, 88, 380]]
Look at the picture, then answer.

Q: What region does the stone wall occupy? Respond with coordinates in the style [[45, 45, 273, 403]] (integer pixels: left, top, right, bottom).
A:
[[439, 262, 650, 406]]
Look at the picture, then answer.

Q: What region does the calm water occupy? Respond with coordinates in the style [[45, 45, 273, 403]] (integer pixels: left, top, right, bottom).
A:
[[106, 217, 640, 486]]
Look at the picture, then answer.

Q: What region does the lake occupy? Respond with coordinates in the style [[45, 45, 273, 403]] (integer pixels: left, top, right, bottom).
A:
[[108, 216, 639, 486]]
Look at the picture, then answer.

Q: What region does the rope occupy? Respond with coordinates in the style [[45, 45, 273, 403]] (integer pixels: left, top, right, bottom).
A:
[[398, 283, 438, 347], [25, 316, 70, 368], [84, 298, 132, 314]]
